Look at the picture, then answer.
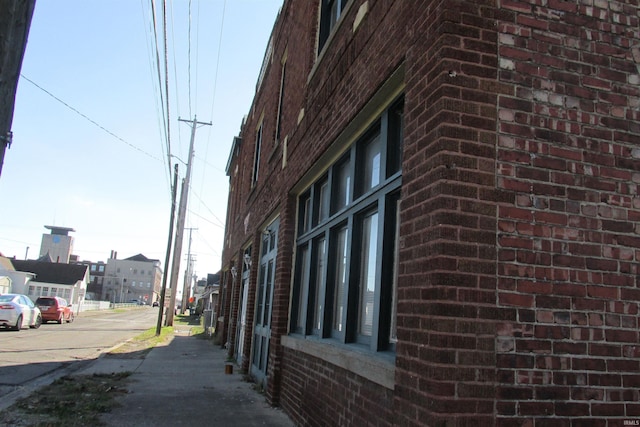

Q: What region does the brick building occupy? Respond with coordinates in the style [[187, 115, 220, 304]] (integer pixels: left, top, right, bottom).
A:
[[219, 0, 640, 425]]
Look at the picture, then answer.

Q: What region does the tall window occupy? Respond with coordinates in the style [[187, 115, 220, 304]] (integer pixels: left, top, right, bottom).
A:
[[358, 211, 378, 337], [252, 123, 263, 186], [276, 59, 286, 144], [318, 0, 350, 54], [292, 96, 404, 352], [331, 225, 349, 335]]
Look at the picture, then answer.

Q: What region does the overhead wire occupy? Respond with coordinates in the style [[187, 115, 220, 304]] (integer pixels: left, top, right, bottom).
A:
[[149, 0, 172, 179], [194, 0, 200, 115], [188, 0, 193, 118], [162, 0, 174, 176], [196, 0, 227, 228], [20, 74, 162, 162], [168, 0, 184, 157], [207, 0, 227, 124], [140, 0, 171, 192]]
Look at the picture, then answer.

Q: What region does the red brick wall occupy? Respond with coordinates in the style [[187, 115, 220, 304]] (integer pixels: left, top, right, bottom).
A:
[[219, 0, 640, 425], [395, 0, 503, 425], [495, 0, 640, 423], [281, 349, 395, 427]]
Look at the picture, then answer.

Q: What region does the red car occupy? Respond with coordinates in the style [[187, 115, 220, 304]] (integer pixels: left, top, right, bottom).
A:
[[36, 296, 74, 324]]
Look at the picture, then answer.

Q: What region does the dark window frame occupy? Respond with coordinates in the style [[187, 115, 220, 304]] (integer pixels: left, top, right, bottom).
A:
[[318, 0, 350, 54], [291, 96, 404, 353], [252, 123, 263, 186], [276, 60, 286, 144]]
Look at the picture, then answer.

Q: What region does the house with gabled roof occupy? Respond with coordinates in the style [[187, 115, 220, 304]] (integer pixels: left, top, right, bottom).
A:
[[10, 259, 89, 304], [0, 255, 35, 295]]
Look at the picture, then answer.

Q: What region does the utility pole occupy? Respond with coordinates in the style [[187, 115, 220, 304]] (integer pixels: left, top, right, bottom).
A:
[[181, 227, 197, 314], [156, 163, 178, 336], [165, 116, 211, 326]]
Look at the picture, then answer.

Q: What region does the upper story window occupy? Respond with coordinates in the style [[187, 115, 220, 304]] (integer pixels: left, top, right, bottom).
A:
[[318, 0, 350, 54], [252, 123, 263, 186], [276, 57, 287, 144]]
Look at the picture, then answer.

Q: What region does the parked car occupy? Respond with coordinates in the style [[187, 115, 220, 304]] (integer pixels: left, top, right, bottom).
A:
[[36, 296, 74, 324], [0, 294, 42, 330]]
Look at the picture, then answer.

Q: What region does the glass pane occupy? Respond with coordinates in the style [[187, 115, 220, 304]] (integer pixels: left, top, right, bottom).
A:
[[263, 260, 274, 325], [262, 235, 269, 258], [363, 133, 381, 193], [243, 247, 252, 273], [269, 229, 276, 251], [313, 238, 326, 333], [257, 264, 266, 326], [300, 195, 312, 234], [318, 180, 329, 223], [332, 227, 348, 332], [297, 246, 310, 330], [333, 158, 351, 213], [358, 212, 378, 336]]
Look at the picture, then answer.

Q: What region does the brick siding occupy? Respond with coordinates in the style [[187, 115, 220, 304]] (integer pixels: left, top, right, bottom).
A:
[[219, 0, 640, 425], [495, 0, 640, 424]]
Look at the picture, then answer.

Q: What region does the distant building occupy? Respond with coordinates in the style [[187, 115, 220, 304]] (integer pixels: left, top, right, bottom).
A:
[[0, 254, 34, 294], [102, 253, 162, 304], [218, 1, 640, 425], [39, 225, 75, 263], [75, 260, 107, 300], [10, 258, 89, 305]]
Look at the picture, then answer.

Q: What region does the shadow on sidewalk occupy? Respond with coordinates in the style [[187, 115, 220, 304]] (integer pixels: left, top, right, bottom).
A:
[[99, 323, 294, 427]]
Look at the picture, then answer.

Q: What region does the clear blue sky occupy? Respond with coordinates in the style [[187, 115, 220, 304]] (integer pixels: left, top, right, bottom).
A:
[[0, 0, 282, 281]]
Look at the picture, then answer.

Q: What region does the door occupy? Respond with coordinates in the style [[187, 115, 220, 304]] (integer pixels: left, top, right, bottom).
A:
[[235, 248, 251, 365], [250, 219, 279, 387]]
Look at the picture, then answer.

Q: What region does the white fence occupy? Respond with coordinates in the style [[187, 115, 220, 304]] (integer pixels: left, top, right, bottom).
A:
[[77, 300, 112, 312]]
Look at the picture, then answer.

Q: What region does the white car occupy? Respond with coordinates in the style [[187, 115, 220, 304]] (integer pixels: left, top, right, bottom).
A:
[[0, 294, 42, 330]]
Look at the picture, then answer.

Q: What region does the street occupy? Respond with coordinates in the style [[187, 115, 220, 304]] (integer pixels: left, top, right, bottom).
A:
[[0, 307, 159, 410]]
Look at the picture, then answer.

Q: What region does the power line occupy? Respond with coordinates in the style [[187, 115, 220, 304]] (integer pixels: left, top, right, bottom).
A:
[[140, 0, 171, 194], [20, 74, 161, 162], [207, 0, 227, 123], [148, 0, 171, 177], [168, 0, 184, 158], [197, 0, 227, 224], [162, 0, 173, 174], [188, 0, 192, 118]]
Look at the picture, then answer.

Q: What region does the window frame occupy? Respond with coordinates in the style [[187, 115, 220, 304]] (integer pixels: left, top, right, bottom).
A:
[[276, 56, 287, 144], [318, 0, 351, 54], [252, 122, 263, 186], [291, 96, 404, 354]]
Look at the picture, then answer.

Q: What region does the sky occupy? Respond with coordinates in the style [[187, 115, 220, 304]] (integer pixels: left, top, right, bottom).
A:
[[0, 0, 283, 283]]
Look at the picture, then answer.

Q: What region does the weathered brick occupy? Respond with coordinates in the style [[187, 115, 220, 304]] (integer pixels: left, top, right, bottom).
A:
[[219, 0, 640, 425]]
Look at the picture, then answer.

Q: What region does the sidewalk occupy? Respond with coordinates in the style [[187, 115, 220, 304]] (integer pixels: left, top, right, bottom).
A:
[[76, 323, 294, 427]]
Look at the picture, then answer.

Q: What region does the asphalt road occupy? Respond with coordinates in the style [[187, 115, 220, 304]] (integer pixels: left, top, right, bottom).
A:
[[0, 307, 160, 410]]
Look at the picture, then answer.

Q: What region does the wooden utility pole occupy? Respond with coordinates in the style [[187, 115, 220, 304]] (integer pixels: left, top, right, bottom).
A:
[[156, 163, 178, 336], [0, 0, 36, 178], [181, 227, 197, 314], [165, 116, 211, 326]]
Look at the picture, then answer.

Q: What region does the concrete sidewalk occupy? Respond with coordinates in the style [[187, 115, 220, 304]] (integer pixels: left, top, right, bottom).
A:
[[76, 324, 294, 427]]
